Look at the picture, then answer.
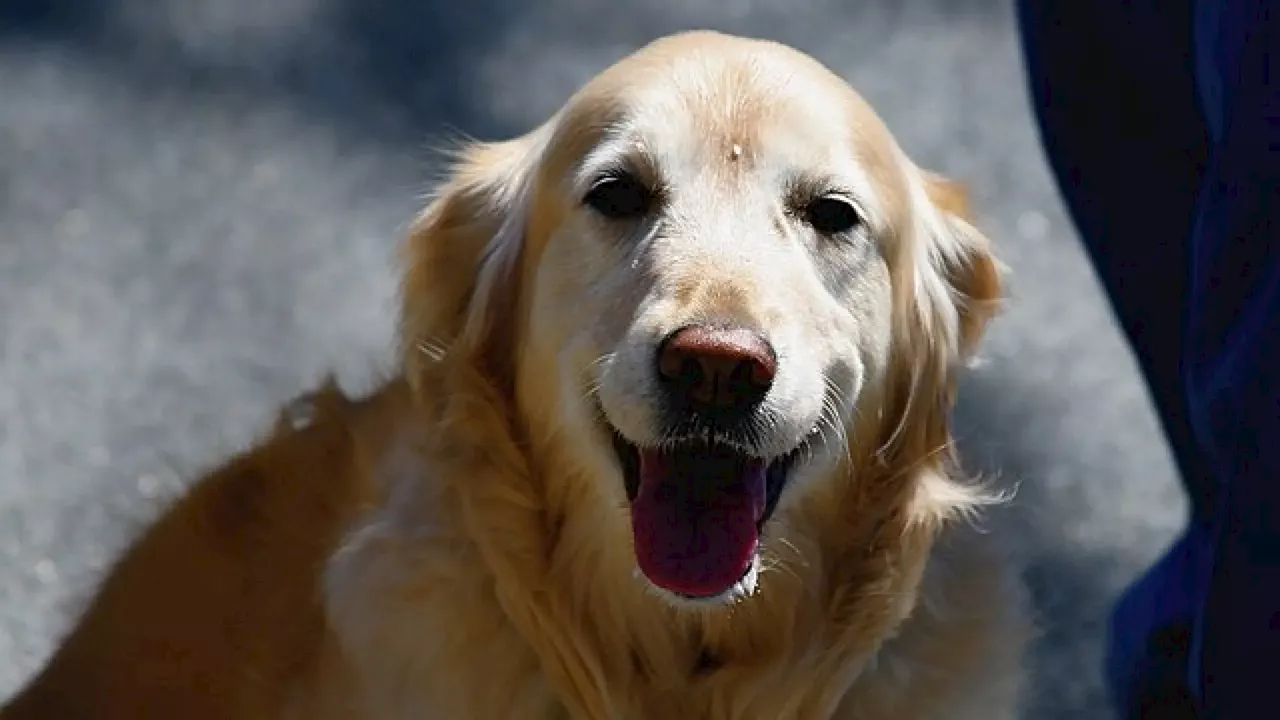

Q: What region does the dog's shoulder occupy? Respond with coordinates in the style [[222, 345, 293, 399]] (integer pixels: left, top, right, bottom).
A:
[[2, 376, 411, 719], [315, 379, 562, 719]]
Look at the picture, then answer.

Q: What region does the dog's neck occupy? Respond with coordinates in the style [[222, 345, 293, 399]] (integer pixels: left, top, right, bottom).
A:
[[393, 360, 942, 718]]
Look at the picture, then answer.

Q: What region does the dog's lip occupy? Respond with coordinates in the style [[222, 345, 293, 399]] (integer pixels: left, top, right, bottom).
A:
[[605, 422, 811, 530], [603, 422, 810, 467], [668, 557, 757, 601]]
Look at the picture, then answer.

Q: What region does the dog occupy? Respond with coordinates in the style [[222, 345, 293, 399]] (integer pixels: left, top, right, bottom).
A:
[[2, 30, 1030, 719]]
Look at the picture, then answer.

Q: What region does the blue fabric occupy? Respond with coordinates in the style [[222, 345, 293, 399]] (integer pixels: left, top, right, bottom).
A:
[[1016, 1, 1280, 717], [1186, 3, 1280, 717]]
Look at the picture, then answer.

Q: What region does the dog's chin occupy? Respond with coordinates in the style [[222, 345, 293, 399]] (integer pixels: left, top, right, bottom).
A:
[[606, 422, 811, 607]]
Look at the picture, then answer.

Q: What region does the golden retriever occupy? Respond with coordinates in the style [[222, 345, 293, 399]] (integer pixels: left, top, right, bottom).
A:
[[2, 30, 1030, 720]]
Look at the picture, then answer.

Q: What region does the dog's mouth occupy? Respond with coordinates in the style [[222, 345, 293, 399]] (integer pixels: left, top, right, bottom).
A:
[[609, 429, 807, 601]]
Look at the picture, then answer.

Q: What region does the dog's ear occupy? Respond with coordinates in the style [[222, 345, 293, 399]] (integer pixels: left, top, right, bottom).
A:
[[879, 169, 1002, 453], [914, 171, 1003, 362], [874, 170, 1005, 521], [399, 128, 548, 396]]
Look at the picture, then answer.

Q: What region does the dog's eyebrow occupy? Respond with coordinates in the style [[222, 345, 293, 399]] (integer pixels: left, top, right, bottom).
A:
[[782, 169, 879, 226], [572, 134, 662, 196], [805, 160, 889, 229], [785, 171, 860, 202]]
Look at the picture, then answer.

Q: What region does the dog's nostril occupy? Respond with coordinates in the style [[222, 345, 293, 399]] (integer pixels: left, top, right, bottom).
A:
[[656, 325, 777, 411]]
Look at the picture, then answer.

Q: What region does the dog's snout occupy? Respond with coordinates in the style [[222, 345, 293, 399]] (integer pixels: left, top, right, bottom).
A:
[[656, 325, 777, 413]]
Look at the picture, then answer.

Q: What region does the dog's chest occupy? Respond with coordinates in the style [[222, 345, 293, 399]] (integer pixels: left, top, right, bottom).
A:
[[324, 531, 563, 718]]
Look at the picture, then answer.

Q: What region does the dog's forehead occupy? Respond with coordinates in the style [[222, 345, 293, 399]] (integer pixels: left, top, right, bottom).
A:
[[557, 32, 905, 204]]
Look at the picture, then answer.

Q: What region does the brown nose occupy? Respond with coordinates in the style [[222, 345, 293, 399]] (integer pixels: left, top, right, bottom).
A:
[[656, 325, 777, 413]]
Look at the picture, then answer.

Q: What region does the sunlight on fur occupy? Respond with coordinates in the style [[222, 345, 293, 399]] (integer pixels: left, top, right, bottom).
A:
[[2, 30, 1030, 720]]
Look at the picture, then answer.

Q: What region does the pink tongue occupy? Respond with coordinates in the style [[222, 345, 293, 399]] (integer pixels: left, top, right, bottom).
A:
[[631, 447, 767, 598]]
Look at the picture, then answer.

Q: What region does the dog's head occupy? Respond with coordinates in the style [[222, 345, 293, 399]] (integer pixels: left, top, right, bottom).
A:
[[402, 32, 1000, 607]]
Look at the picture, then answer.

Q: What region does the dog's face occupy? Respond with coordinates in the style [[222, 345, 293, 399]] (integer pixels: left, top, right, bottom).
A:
[[405, 32, 999, 608]]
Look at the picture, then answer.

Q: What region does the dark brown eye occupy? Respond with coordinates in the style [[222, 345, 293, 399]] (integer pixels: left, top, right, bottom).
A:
[[583, 172, 651, 219], [804, 195, 862, 235]]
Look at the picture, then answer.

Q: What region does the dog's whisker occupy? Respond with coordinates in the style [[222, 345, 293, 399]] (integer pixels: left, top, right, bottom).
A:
[[817, 376, 854, 467], [758, 551, 804, 586], [579, 353, 615, 405], [876, 360, 924, 461], [580, 380, 604, 404], [884, 439, 956, 485], [773, 536, 810, 571], [756, 557, 790, 583], [819, 392, 847, 459], [415, 336, 451, 362]]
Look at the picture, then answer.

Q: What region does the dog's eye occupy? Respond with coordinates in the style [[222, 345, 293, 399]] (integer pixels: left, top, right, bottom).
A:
[[804, 195, 862, 235], [583, 173, 651, 220]]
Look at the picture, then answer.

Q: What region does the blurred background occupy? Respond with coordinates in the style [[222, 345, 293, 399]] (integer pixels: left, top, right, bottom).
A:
[[0, 0, 1187, 717]]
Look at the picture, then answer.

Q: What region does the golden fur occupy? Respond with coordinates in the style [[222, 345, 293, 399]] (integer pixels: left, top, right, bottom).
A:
[[2, 31, 1030, 719]]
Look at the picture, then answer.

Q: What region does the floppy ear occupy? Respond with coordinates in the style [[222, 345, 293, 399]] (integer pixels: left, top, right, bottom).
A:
[[396, 129, 624, 718], [915, 171, 1004, 363], [871, 171, 1005, 525], [876, 169, 1003, 464], [398, 128, 548, 397]]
